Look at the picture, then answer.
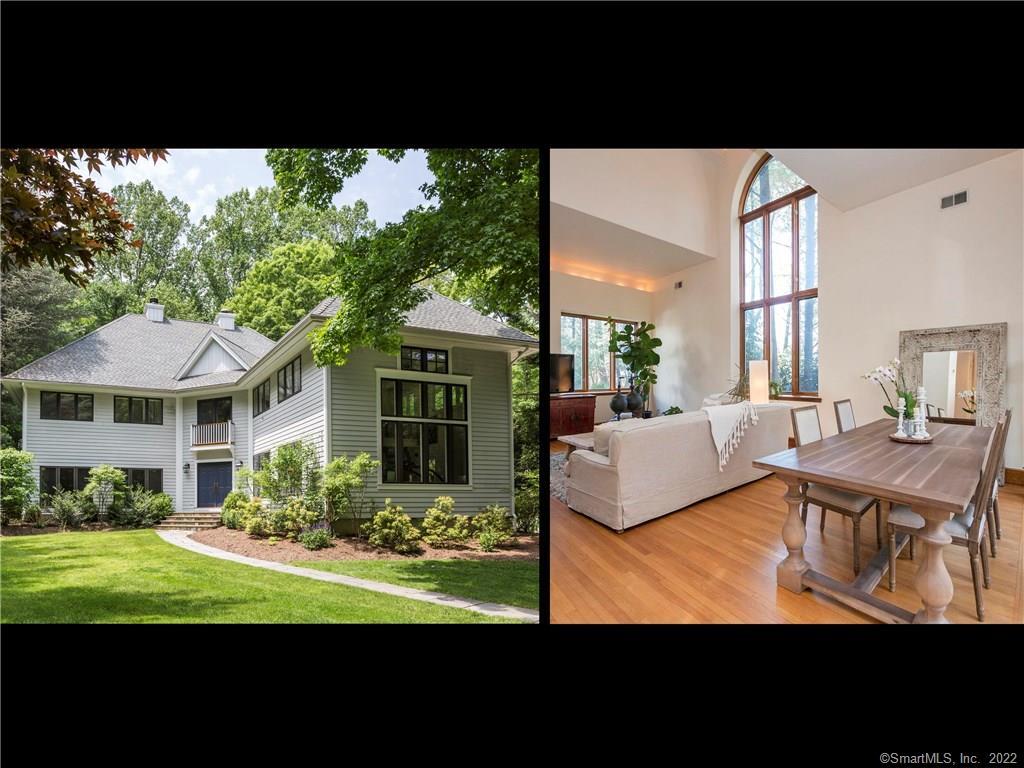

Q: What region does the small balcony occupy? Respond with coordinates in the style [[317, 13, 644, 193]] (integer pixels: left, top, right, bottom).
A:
[[190, 421, 234, 451]]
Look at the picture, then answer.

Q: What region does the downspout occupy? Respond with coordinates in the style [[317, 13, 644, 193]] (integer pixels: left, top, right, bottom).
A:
[[175, 395, 183, 511]]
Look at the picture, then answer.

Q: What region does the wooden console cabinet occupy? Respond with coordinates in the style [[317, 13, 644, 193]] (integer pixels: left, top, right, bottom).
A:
[[550, 393, 597, 439]]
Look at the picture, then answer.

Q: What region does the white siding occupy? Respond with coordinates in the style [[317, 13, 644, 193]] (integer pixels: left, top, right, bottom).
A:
[[330, 345, 513, 517], [23, 388, 178, 508], [180, 390, 249, 510], [252, 346, 325, 464], [184, 340, 245, 376]]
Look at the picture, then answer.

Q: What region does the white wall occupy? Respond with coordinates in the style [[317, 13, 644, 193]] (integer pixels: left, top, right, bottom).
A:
[[550, 271, 654, 423], [550, 149, 719, 257], [820, 151, 1023, 467]]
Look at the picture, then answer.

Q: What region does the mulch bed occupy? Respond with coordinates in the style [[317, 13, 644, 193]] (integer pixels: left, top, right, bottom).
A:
[[189, 526, 539, 563], [1, 522, 115, 536]]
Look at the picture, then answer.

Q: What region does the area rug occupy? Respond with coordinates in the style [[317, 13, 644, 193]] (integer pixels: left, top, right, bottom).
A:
[[550, 452, 567, 504]]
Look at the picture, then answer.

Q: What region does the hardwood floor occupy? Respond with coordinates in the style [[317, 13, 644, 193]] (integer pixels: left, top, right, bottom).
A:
[[551, 473, 1024, 624]]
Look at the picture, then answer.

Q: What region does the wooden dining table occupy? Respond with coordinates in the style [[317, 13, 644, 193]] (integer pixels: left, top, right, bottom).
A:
[[753, 418, 992, 624]]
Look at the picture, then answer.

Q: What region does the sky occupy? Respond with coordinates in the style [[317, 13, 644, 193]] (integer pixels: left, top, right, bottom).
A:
[[87, 148, 434, 226]]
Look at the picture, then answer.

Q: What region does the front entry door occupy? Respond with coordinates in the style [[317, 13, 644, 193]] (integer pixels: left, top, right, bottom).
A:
[[197, 461, 232, 508]]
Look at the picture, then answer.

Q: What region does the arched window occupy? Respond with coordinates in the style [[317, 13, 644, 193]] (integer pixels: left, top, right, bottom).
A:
[[740, 154, 819, 396]]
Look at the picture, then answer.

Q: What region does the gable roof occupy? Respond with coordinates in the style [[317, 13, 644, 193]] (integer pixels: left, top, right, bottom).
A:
[[310, 290, 537, 344], [4, 314, 274, 391]]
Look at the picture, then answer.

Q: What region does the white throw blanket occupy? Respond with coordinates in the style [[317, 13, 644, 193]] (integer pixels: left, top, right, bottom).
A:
[[701, 401, 759, 471]]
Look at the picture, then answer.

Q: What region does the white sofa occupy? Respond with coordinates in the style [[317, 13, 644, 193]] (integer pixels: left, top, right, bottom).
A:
[[565, 404, 790, 532]]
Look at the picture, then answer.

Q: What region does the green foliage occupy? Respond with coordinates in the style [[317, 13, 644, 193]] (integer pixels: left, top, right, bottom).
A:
[[607, 319, 662, 408], [471, 504, 514, 550], [238, 496, 319, 539], [239, 497, 270, 536], [220, 490, 250, 529], [228, 241, 339, 340], [1, 448, 35, 522], [266, 148, 538, 367], [513, 470, 540, 534], [512, 355, 539, 489], [322, 452, 379, 538], [361, 499, 421, 554], [1, 148, 169, 287], [48, 490, 85, 531], [421, 496, 470, 548], [298, 525, 333, 551], [83, 465, 126, 521], [111, 488, 173, 528], [243, 441, 321, 508], [22, 503, 44, 528], [662, 405, 683, 416]]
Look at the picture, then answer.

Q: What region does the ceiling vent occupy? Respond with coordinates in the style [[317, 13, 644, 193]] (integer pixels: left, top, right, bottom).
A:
[[941, 190, 968, 209]]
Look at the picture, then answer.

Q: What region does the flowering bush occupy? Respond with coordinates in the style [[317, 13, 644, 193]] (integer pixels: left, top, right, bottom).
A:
[[298, 522, 334, 550], [863, 358, 917, 418]]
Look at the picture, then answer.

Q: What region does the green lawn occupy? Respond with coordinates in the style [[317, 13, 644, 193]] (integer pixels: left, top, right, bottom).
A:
[[293, 558, 539, 610], [0, 530, 514, 623]]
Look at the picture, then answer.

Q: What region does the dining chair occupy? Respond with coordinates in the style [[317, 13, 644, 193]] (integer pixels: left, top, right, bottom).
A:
[[985, 409, 1011, 555], [886, 411, 1007, 621], [791, 405, 882, 574], [833, 399, 857, 434]]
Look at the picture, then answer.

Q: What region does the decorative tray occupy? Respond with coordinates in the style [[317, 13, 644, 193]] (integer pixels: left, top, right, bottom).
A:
[[888, 433, 934, 444]]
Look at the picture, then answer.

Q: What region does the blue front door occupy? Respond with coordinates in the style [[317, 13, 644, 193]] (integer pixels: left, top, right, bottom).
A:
[[197, 461, 232, 508]]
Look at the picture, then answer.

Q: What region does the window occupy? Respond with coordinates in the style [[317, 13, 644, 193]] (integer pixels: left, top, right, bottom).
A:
[[559, 313, 639, 392], [117, 467, 164, 493], [400, 346, 448, 374], [39, 466, 92, 497], [40, 392, 93, 421], [251, 451, 270, 495], [114, 396, 163, 424], [253, 379, 271, 416], [379, 377, 469, 485], [740, 155, 819, 396], [196, 397, 232, 424], [277, 355, 302, 403]]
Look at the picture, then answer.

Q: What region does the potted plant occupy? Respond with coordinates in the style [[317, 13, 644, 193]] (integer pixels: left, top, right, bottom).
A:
[[863, 358, 917, 419], [607, 319, 662, 418]]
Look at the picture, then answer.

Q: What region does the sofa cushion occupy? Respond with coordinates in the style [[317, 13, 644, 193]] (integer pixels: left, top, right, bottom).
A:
[[592, 412, 695, 456]]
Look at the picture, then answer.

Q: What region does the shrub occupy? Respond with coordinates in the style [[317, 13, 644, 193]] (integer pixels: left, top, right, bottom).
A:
[[221, 490, 250, 528], [239, 498, 270, 536], [22, 503, 44, 528], [322, 452, 379, 537], [49, 489, 85, 531], [362, 499, 421, 554], [421, 496, 470, 548], [471, 504, 514, 549], [478, 530, 503, 552], [514, 470, 540, 534], [1, 448, 35, 524], [83, 465, 126, 521], [241, 441, 321, 509], [298, 523, 333, 551], [111, 487, 174, 528]]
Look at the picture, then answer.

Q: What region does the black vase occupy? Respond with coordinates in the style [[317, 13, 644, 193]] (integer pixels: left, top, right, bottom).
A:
[[626, 388, 643, 412], [609, 390, 629, 419]]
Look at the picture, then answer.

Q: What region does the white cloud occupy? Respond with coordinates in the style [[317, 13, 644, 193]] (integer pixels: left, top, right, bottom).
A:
[[184, 167, 201, 185]]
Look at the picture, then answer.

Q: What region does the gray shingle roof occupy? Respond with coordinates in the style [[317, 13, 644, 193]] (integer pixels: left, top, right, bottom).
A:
[[5, 314, 275, 391], [311, 290, 537, 344]]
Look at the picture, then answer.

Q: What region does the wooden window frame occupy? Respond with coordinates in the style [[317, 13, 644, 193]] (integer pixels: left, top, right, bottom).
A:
[[739, 155, 820, 398], [559, 313, 639, 394], [40, 391, 94, 421], [277, 355, 302, 403], [114, 396, 163, 425], [253, 379, 271, 417]]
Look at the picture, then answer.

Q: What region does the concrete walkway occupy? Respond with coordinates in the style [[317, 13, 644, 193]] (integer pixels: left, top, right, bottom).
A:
[[156, 530, 539, 623]]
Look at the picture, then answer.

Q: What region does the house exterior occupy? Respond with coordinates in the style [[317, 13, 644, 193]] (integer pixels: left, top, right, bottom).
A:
[[3, 292, 537, 518]]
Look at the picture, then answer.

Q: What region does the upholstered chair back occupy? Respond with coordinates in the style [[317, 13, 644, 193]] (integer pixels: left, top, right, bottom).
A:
[[791, 405, 822, 447]]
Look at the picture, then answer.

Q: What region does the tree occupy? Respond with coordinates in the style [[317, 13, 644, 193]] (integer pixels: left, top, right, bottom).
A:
[[1, 148, 167, 286], [265, 148, 538, 366], [192, 187, 375, 317], [228, 241, 340, 339]]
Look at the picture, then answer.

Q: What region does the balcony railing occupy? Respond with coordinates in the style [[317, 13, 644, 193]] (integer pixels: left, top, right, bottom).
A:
[[191, 421, 233, 448]]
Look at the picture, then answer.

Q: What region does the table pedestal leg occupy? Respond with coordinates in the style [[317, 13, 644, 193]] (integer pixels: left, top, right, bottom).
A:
[[778, 479, 810, 593], [912, 510, 954, 624]]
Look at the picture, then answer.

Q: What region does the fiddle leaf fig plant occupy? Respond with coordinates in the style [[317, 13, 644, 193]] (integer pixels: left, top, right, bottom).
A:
[[607, 318, 662, 411]]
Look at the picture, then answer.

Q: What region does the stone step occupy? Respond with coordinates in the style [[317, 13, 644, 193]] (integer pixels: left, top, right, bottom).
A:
[[155, 521, 221, 529]]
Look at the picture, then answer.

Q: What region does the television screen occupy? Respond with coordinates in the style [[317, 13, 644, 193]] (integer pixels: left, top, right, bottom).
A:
[[550, 354, 574, 393]]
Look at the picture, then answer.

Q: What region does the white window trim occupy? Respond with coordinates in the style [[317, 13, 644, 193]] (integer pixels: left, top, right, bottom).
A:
[[175, 331, 249, 380], [374, 368, 472, 490]]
